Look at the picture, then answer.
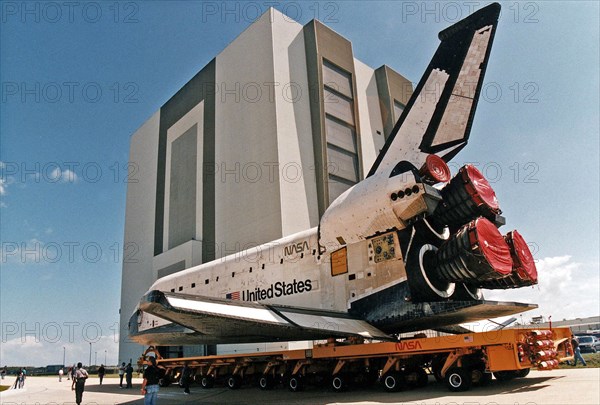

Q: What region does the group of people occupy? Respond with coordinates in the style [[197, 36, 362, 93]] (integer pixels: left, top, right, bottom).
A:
[[58, 357, 169, 405], [3, 356, 190, 403], [118, 362, 135, 388], [9, 367, 27, 389]]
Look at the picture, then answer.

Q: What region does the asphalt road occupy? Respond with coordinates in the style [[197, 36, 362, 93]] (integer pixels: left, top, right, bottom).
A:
[[1, 368, 599, 405]]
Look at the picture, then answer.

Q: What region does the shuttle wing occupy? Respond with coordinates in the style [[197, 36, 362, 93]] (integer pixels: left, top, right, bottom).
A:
[[133, 290, 392, 345], [368, 3, 501, 176]]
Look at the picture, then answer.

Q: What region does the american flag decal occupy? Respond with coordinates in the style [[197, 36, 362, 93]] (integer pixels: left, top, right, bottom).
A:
[[226, 291, 240, 300]]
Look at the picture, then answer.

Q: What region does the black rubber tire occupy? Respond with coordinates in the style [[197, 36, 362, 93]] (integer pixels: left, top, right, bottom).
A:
[[158, 377, 170, 387], [470, 367, 491, 386], [355, 370, 378, 387], [515, 368, 530, 378], [226, 375, 242, 390], [406, 367, 428, 388], [200, 376, 214, 389], [383, 372, 406, 392], [288, 374, 304, 392], [445, 367, 472, 392], [493, 370, 518, 381], [431, 355, 446, 383], [258, 375, 275, 390], [331, 374, 347, 392]]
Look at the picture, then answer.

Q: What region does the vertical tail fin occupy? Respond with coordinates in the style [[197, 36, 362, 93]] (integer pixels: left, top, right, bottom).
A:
[[368, 3, 501, 177]]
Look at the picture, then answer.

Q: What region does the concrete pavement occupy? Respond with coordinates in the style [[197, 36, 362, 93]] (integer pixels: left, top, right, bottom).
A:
[[1, 368, 599, 404]]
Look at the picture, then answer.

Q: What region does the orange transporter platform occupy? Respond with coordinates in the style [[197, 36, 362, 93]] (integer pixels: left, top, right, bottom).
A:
[[139, 327, 573, 392]]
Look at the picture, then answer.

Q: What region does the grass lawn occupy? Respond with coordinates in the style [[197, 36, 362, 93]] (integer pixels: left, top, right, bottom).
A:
[[559, 352, 600, 368]]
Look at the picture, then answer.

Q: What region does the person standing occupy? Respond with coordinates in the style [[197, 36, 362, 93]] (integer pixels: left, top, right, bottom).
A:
[[12, 372, 20, 389], [58, 368, 64, 382], [118, 362, 126, 388], [71, 365, 77, 390], [18, 368, 26, 388], [74, 362, 89, 405], [141, 356, 163, 405], [125, 362, 134, 388], [572, 335, 588, 366], [98, 364, 105, 385], [1, 366, 6, 380], [180, 362, 191, 395]]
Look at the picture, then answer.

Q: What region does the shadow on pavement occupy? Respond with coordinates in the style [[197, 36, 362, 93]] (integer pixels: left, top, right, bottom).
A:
[[112, 376, 562, 405]]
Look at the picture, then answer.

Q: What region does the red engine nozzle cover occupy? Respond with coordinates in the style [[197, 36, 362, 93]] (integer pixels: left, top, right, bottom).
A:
[[461, 164, 500, 212], [505, 230, 538, 283], [470, 217, 513, 276], [419, 154, 451, 184], [434, 217, 513, 283], [432, 164, 501, 231]]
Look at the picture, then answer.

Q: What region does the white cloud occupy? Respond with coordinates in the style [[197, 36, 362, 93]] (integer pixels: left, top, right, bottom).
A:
[[0, 178, 6, 195], [49, 168, 78, 183], [483, 255, 600, 323], [61, 169, 78, 183]]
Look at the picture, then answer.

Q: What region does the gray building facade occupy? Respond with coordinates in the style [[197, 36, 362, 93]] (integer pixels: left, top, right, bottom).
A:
[[119, 8, 413, 363]]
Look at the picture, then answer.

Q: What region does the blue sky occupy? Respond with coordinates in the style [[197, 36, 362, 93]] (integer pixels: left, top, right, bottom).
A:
[[1, 1, 598, 366]]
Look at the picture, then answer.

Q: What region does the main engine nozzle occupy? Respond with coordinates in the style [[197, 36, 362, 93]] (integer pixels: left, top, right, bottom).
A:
[[432, 219, 538, 289], [434, 217, 513, 283], [433, 165, 502, 231], [418, 154, 451, 184], [479, 230, 538, 289]]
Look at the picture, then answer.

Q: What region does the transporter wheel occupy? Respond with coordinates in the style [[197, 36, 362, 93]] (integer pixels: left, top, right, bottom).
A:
[[431, 355, 446, 383], [406, 242, 455, 301], [493, 370, 517, 381], [226, 375, 242, 390], [357, 370, 379, 387], [515, 368, 530, 378], [331, 374, 348, 392], [445, 367, 472, 392], [200, 376, 214, 389], [405, 367, 428, 388], [258, 375, 275, 390], [470, 367, 491, 386], [383, 372, 406, 392], [288, 374, 304, 392], [158, 377, 171, 387]]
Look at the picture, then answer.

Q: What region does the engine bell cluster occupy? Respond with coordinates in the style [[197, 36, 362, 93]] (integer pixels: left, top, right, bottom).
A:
[[427, 162, 538, 290]]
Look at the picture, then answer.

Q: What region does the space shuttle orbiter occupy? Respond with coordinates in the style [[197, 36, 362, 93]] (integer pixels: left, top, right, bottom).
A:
[[129, 3, 539, 346]]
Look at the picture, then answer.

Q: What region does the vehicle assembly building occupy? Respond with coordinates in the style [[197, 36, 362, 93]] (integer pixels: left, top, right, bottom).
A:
[[119, 8, 413, 363]]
